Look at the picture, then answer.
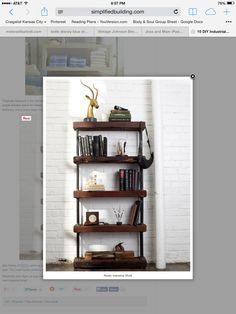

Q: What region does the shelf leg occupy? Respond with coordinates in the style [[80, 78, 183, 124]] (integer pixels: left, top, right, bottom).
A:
[[140, 233, 144, 256]]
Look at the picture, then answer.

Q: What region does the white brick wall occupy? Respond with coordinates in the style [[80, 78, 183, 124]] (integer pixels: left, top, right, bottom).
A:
[[44, 77, 191, 264], [160, 79, 192, 263]]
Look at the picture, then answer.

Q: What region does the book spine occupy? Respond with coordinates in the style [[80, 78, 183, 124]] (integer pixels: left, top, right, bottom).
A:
[[133, 201, 141, 225], [78, 135, 82, 156], [128, 201, 138, 225], [81, 137, 86, 156], [93, 136, 100, 157], [88, 135, 93, 156], [98, 135, 103, 157], [85, 135, 90, 156], [133, 169, 140, 190], [128, 169, 133, 190], [124, 169, 129, 191], [137, 170, 140, 190], [103, 137, 107, 156], [109, 118, 131, 122], [110, 110, 130, 114], [132, 169, 136, 190], [119, 169, 125, 191], [109, 114, 131, 118]]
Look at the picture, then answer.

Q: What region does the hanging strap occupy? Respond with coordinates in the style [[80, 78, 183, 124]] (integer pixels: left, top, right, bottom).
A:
[[145, 126, 152, 155], [139, 126, 153, 156]]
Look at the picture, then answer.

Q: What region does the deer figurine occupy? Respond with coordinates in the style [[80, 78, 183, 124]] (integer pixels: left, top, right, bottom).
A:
[[81, 80, 99, 121]]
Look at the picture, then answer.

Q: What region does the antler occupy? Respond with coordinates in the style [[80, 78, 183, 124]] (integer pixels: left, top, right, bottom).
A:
[[93, 84, 98, 100], [80, 80, 94, 98]]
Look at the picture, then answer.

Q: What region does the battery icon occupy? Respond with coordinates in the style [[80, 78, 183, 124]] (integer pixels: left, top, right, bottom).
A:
[[227, 1, 234, 4]]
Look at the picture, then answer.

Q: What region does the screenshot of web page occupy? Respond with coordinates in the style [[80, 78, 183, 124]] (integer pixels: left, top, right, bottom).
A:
[[0, 0, 235, 312]]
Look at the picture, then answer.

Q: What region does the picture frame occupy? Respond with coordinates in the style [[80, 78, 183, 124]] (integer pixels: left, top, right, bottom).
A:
[[84, 211, 99, 225]]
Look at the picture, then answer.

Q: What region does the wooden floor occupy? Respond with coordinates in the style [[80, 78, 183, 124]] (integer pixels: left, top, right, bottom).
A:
[[46, 262, 190, 272]]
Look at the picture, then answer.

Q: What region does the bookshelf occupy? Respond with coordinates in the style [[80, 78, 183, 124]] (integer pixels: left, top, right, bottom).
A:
[[73, 121, 149, 269]]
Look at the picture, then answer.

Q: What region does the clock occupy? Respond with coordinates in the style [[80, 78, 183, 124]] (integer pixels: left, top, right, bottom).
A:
[[85, 211, 99, 225]]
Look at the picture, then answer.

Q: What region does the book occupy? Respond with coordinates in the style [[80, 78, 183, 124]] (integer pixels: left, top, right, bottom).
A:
[[85, 135, 90, 156], [78, 135, 82, 156], [98, 135, 103, 156], [109, 118, 131, 122], [109, 112, 131, 117], [134, 204, 141, 225], [133, 169, 140, 190], [88, 135, 93, 156], [119, 169, 125, 191], [109, 117, 131, 121], [124, 169, 129, 191], [128, 169, 133, 190], [137, 171, 141, 190], [93, 136, 100, 157], [128, 201, 141, 225], [79, 134, 109, 157], [103, 137, 107, 156], [109, 108, 131, 122], [118, 168, 139, 191], [81, 137, 86, 156], [109, 114, 131, 119], [110, 110, 130, 114]]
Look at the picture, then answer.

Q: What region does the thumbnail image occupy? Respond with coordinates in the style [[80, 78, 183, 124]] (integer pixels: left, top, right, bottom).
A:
[[25, 37, 122, 95], [20, 37, 122, 260]]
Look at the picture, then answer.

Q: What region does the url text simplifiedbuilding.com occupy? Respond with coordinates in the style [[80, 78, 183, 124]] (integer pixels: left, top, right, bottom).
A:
[[91, 9, 145, 15]]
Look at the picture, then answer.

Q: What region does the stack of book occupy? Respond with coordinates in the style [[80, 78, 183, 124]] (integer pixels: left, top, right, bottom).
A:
[[78, 135, 107, 157], [118, 169, 140, 191], [109, 109, 131, 122], [48, 55, 67, 67], [90, 48, 107, 68], [68, 57, 87, 68]]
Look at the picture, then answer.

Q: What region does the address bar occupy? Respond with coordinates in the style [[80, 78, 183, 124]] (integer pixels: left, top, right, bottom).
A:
[[56, 7, 180, 17]]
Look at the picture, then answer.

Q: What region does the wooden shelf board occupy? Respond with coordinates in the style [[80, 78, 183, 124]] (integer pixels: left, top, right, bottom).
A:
[[74, 256, 147, 269], [73, 121, 145, 131], [73, 190, 147, 198], [73, 155, 138, 164], [73, 224, 147, 233]]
